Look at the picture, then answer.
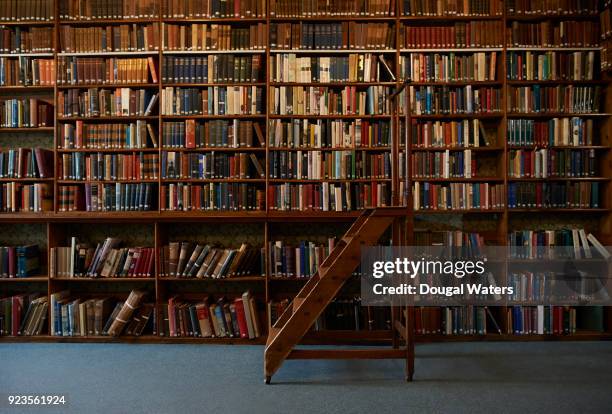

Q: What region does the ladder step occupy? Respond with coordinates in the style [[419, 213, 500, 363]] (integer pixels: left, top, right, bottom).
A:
[[287, 349, 407, 360], [292, 297, 305, 312]]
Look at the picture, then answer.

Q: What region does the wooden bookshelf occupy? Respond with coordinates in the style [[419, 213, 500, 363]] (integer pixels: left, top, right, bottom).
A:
[[0, 0, 611, 343]]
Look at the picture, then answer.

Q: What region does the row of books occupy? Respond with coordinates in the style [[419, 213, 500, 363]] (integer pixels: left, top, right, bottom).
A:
[[0, 295, 48, 337], [60, 0, 159, 19], [506, 0, 599, 15], [413, 230, 485, 250], [0, 0, 53, 22], [311, 298, 392, 331], [57, 57, 158, 86], [270, 86, 391, 115], [0, 57, 55, 86], [270, 23, 395, 50], [507, 85, 601, 114], [268, 238, 334, 278], [507, 148, 596, 178], [408, 86, 502, 115], [269, 150, 391, 180], [163, 23, 266, 51], [58, 88, 158, 118], [58, 183, 155, 212], [0, 98, 53, 128], [271, 0, 394, 17], [50, 290, 150, 337], [401, 52, 498, 83], [410, 150, 477, 179], [413, 182, 505, 210], [160, 242, 262, 278], [161, 0, 266, 18], [508, 228, 609, 259], [507, 306, 575, 335], [51, 238, 154, 279], [160, 292, 261, 339], [268, 182, 391, 211], [401, 22, 504, 48], [0, 182, 52, 212], [161, 182, 265, 211], [59, 152, 159, 181], [401, 0, 503, 16], [268, 119, 391, 149], [59, 24, 160, 53], [0, 245, 40, 278], [603, 39, 612, 71], [162, 120, 264, 148], [0, 148, 52, 179], [161, 151, 264, 179], [60, 121, 158, 149], [161, 86, 264, 115], [0, 26, 53, 53], [506, 21, 600, 48], [409, 119, 492, 148], [507, 181, 600, 209], [162, 55, 263, 84], [270, 53, 395, 83], [506, 51, 597, 81], [506, 118, 595, 147], [602, 6, 612, 40], [269, 119, 391, 149]]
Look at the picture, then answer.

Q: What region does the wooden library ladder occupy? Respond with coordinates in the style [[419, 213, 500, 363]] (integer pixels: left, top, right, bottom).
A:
[[264, 207, 415, 384]]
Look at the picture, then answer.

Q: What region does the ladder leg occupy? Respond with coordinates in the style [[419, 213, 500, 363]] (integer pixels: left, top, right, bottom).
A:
[[265, 376, 271, 385], [405, 306, 415, 382]]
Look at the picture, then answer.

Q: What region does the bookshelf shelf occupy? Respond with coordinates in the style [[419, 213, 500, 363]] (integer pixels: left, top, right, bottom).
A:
[[270, 49, 396, 54], [56, 84, 159, 89], [57, 51, 159, 56], [0, 277, 49, 283], [163, 50, 266, 54], [507, 113, 611, 118], [0, 127, 54, 133], [400, 48, 503, 52], [0, 0, 610, 345], [52, 278, 155, 282], [506, 47, 602, 51], [0, 53, 54, 57]]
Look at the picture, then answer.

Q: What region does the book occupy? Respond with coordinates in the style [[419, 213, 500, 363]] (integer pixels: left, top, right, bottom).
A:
[[0, 148, 53, 179], [162, 120, 261, 148], [0, 57, 56, 87], [507, 118, 594, 147], [162, 0, 265, 18], [107, 290, 147, 336], [0, 294, 47, 337], [60, 152, 159, 181], [402, 0, 503, 16], [57, 57, 156, 85], [60, 121, 156, 149], [0, 26, 54, 53], [408, 86, 502, 115], [507, 148, 596, 178], [507, 51, 596, 81], [58, 183, 155, 212], [272, 0, 395, 17]]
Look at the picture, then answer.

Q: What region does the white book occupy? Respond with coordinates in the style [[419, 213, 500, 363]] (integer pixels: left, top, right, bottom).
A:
[[587, 234, 611, 260], [579, 229, 592, 258]]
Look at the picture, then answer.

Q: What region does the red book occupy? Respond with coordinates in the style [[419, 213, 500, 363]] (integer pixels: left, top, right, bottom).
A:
[[185, 119, 196, 148], [233, 298, 249, 338], [12, 296, 23, 336]]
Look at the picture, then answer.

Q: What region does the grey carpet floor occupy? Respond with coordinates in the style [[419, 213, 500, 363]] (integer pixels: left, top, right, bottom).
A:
[[1, 342, 611, 414]]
